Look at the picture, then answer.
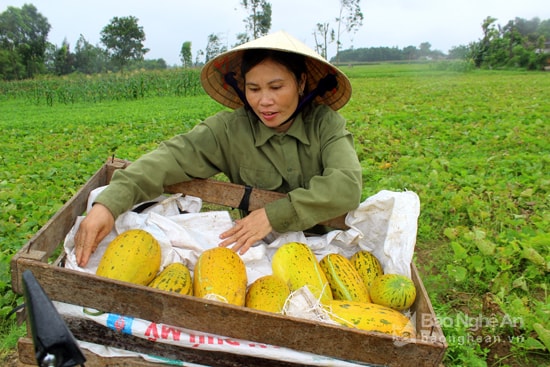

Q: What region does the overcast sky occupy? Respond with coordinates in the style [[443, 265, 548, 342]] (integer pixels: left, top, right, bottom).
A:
[[2, 0, 549, 65]]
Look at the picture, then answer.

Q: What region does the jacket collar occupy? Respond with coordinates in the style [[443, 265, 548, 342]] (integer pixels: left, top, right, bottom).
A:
[[250, 110, 311, 147]]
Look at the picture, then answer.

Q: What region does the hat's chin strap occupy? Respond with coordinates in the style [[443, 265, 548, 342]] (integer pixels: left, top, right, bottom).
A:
[[224, 72, 338, 127], [279, 73, 338, 126], [224, 72, 249, 108]]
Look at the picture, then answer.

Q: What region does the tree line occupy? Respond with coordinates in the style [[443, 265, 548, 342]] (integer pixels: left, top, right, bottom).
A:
[[1, 2, 549, 81], [335, 16, 550, 70], [334, 42, 445, 63], [0, 4, 166, 79]]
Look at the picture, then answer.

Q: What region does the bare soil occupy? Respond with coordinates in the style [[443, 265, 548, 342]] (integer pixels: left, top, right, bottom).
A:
[[414, 245, 548, 367], [1, 350, 19, 367]]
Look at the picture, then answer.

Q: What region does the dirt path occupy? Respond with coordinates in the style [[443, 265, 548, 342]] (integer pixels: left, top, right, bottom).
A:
[[1, 350, 19, 367]]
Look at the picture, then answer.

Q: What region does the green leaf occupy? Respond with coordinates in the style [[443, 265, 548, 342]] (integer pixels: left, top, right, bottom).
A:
[[533, 323, 550, 352], [476, 239, 496, 256], [450, 242, 469, 260], [519, 188, 534, 197], [443, 227, 459, 240], [522, 247, 545, 267], [517, 336, 547, 351], [469, 255, 485, 273], [512, 277, 528, 292], [447, 264, 468, 282]]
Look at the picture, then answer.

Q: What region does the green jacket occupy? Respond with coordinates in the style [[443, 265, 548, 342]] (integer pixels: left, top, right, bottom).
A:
[[95, 103, 362, 232]]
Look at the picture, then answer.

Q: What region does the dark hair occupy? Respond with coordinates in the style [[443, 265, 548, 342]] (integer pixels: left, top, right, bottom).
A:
[[241, 49, 307, 85]]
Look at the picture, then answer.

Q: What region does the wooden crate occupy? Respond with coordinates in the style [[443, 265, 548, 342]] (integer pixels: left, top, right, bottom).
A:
[[11, 158, 447, 367]]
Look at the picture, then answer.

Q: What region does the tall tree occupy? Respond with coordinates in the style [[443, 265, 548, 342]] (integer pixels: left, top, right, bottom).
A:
[[180, 41, 192, 68], [52, 39, 75, 75], [240, 0, 272, 40], [74, 34, 108, 74], [514, 16, 540, 41], [470, 16, 498, 67], [403, 45, 419, 61], [195, 49, 204, 66], [100, 16, 148, 72], [335, 0, 363, 64], [234, 32, 250, 47], [205, 33, 226, 62], [0, 4, 50, 79], [538, 19, 550, 40], [313, 23, 335, 60], [419, 42, 432, 58]]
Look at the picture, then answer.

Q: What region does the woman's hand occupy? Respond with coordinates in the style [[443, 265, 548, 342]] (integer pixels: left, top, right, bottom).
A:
[[219, 208, 273, 254], [74, 203, 115, 267]]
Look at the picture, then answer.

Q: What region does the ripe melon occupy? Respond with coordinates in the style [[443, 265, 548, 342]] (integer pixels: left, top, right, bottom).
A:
[[350, 250, 384, 289], [148, 262, 193, 295], [96, 229, 161, 285], [369, 273, 417, 311], [245, 275, 290, 313], [194, 247, 247, 306]]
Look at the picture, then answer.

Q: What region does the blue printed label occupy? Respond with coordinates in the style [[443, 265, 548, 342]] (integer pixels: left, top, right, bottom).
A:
[[106, 314, 133, 334]]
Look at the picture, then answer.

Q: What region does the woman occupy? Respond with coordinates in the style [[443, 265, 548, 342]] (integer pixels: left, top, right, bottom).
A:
[[75, 31, 362, 267]]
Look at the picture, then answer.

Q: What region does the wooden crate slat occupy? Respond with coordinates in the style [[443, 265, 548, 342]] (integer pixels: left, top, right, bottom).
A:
[[109, 159, 347, 229], [14, 257, 445, 367], [18, 337, 159, 367], [166, 179, 348, 230]]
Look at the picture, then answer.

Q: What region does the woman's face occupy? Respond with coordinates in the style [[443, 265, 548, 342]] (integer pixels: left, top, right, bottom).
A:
[[244, 59, 306, 133]]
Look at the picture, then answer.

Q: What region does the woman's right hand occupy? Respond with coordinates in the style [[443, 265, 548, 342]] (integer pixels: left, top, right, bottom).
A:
[[74, 203, 115, 267]]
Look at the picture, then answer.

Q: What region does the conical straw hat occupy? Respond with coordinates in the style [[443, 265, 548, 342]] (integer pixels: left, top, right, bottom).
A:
[[200, 30, 352, 111]]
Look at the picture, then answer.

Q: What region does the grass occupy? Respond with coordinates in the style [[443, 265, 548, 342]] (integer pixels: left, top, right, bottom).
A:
[[1, 63, 549, 366]]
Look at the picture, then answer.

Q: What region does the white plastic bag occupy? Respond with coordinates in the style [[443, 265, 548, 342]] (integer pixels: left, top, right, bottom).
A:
[[346, 190, 420, 278]]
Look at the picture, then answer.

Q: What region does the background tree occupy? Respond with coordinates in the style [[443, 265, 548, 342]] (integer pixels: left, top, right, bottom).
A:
[[0, 4, 50, 79], [538, 19, 550, 40], [403, 45, 419, 61], [501, 19, 522, 59], [100, 16, 148, 72], [473, 16, 499, 67], [403, 45, 420, 61], [51, 39, 75, 75], [467, 16, 549, 70], [240, 0, 272, 40], [195, 49, 205, 67], [448, 45, 469, 60], [513, 16, 541, 43], [313, 22, 334, 59], [74, 34, 108, 74], [419, 42, 432, 58], [335, 0, 363, 64], [204, 33, 226, 62], [234, 32, 250, 47], [336, 45, 403, 63], [180, 41, 192, 68], [129, 58, 167, 71]]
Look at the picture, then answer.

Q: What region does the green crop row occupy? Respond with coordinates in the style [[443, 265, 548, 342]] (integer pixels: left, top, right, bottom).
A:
[[0, 68, 205, 105]]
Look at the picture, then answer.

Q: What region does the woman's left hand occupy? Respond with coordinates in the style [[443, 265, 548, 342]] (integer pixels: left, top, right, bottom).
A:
[[219, 208, 273, 254]]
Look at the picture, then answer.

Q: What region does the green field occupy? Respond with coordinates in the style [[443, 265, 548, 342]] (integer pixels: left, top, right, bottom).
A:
[[1, 63, 549, 366]]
